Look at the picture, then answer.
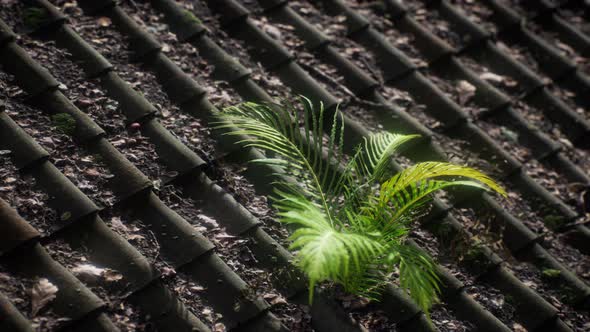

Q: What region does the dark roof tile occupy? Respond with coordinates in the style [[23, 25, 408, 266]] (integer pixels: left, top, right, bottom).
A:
[[1, 0, 589, 330]]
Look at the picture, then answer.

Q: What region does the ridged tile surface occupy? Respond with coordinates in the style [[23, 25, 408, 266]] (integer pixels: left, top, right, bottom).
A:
[[0, 0, 589, 331]]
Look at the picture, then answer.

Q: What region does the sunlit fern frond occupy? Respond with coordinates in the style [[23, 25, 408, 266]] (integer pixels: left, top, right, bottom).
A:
[[387, 244, 441, 318], [339, 132, 420, 215], [275, 194, 384, 302], [216, 96, 345, 221], [377, 179, 490, 231], [381, 162, 507, 198], [217, 98, 505, 319], [356, 132, 420, 183]]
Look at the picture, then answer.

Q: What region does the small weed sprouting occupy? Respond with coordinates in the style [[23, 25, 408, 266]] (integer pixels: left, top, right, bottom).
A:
[[217, 97, 505, 318], [51, 113, 76, 136]]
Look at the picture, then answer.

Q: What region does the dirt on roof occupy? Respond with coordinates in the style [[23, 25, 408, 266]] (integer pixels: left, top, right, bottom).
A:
[[0, 0, 589, 331]]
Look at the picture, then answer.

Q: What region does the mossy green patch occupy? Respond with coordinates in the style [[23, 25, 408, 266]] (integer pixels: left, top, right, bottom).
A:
[[541, 268, 561, 279], [543, 214, 567, 230], [51, 113, 76, 136], [460, 243, 492, 275], [183, 10, 201, 24]]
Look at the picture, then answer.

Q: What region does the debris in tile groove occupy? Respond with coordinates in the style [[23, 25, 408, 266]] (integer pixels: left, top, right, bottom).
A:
[[447, 0, 498, 34], [0, 265, 68, 331], [1, 0, 590, 330]]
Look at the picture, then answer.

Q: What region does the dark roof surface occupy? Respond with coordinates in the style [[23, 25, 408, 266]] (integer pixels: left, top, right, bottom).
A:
[[0, 0, 589, 331]]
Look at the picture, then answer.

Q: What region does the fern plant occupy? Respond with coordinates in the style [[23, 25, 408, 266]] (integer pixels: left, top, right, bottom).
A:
[[216, 97, 505, 316]]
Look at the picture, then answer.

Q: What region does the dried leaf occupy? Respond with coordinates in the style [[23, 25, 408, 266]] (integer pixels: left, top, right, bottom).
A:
[[97, 17, 111, 27], [479, 72, 504, 84], [110, 217, 129, 233], [491, 296, 504, 307], [199, 214, 218, 228], [456, 80, 476, 105], [103, 269, 123, 282], [72, 264, 104, 283], [556, 42, 575, 55], [4, 177, 17, 184], [264, 25, 282, 40], [161, 267, 176, 278], [263, 293, 287, 306], [214, 322, 226, 332], [522, 279, 537, 288], [215, 233, 236, 240], [85, 168, 101, 177], [31, 278, 58, 316], [126, 234, 145, 241], [72, 264, 104, 277], [558, 137, 574, 149], [111, 139, 126, 147], [153, 179, 162, 191], [513, 323, 526, 332]]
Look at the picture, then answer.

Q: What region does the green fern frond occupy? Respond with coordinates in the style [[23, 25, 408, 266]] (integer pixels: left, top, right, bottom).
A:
[[275, 194, 384, 302], [379, 179, 489, 230], [216, 98, 505, 318], [217, 97, 342, 222], [340, 132, 420, 215], [382, 161, 507, 197], [389, 244, 441, 317], [358, 132, 420, 183]]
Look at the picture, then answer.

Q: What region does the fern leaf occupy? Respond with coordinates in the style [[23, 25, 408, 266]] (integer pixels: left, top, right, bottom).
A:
[[382, 162, 507, 198], [388, 244, 440, 316], [361, 132, 420, 182], [217, 98, 506, 319], [340, 132, 419, 212], [379, 180, 489, 229], [217, 98, 338, 221], [275, 194, 384, 302]]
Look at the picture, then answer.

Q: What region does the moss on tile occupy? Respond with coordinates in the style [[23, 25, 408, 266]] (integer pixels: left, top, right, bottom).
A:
[[541, 268, 561, 279], [183, 10, 201, 25], [51, 113, 76, 136]]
